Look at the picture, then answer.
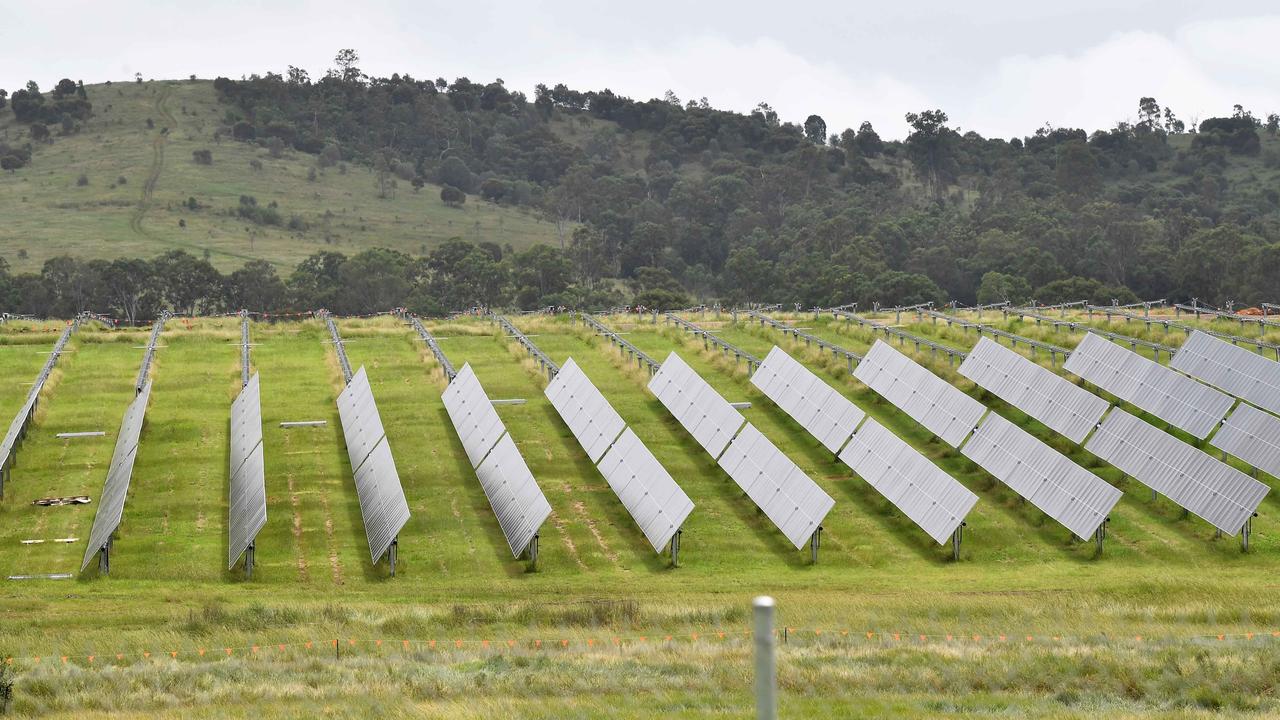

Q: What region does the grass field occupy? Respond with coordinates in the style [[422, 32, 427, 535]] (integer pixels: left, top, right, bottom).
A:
[[1, 310, 1279, 717], [0, 80, 563, 272]]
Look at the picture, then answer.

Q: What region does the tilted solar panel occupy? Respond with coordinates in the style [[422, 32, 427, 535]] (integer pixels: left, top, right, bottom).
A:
[[853, 340, 986, 447], [838, 418, 977, 544], [1170, 330, 1280, 417], [958, 337, 1108, 443], [441, 363, 506, 468], [1065, 333, 1233, 439], [351, 437, 411, 562], [1209, 403, 1280, 480], [228, 372, 267, 569], [751, 346, 865, 453], [544, 357, 626, 463], [648, 352, 745, 458], [716, 423, 834, 549], [81, 380, 152, 571], [336, 367, 387, 472], [962, 413, 1121, 538], [1085, 408, 1268, 534], [475, 432, 554, 557], [597, 428, 695, 552]]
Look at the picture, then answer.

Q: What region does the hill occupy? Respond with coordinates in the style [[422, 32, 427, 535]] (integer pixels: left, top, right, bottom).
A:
[[0, 79, 561, 272]]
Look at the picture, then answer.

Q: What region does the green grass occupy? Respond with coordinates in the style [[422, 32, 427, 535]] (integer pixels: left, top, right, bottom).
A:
[[0, 314, 1279, 717], [0, 80, 563, 272]]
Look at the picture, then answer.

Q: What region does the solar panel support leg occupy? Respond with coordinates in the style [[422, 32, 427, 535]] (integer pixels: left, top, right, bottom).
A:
[[809, 527, 822, 564], [1094, 524, 1105, 554], [526, 534, 539, 569], [670, 529, 681, 567], [388, 538, 398, 577], [98, 540, 111, 576], [951, 525, 963, 561], [245, 543, 255, 579], [1242, 516, 1253, 552]]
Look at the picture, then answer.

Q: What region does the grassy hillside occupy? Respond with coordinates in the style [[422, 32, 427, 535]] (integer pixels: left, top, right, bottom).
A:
[[0, 311, 1278, 716], [0, 80, 562, 272]]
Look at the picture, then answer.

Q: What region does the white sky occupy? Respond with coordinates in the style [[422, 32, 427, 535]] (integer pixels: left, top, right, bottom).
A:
[[2, 1, 1277, 139]]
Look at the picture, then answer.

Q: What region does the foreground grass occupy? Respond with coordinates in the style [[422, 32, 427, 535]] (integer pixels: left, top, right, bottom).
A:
[[0, 315, 1278, 717]]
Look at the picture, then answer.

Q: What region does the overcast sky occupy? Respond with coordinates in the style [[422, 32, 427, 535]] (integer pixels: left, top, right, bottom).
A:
[[3, 1, 1278, 139]]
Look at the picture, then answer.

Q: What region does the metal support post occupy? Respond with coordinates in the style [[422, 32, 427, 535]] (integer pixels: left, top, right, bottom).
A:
[[245, 543, 255, 579], [951, 524, 964, 561], [527, 534, 539, 569], [753, 597, 777, 720], [809, 526, 822, 564], [388, 538, 398, 577], [1242, 515, 1254, 552], [670, 528, 682, 567]]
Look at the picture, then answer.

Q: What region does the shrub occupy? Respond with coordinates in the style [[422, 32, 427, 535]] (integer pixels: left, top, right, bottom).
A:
[[440, 184, 466, 207], [116, 175, 127, 185], [76, 173, 88, 186], [307, 167, 317, 182], [192, 149, 213, 165], [249, 159, 263, 172]]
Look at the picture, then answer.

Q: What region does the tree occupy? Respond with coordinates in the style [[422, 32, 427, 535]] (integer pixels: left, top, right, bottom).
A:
[[976, 271, 1030, 305], [225, 260, 286, 311], [512, 245, 572, 308], [192, 149, 213, 165], [333, 49, 362, 83], [0, 89, 7, 111], [437, 156, 475, 192], [855, 121, 883, 157], [803, 114, 827, 144], [440, 185, 465, 207], [337, 248, 412, 314], [52, 78, 78, 99], [904, 109, 959, 202], [152, 250, 222, 314], [1266, 114, 1279, 136], [288, 251, 346, 309], [102, 258, 158, 324], [1055, 140, 1101, 196]]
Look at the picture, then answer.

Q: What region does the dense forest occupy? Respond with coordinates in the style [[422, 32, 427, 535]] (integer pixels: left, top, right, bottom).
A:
[[3, 49, 1280, 321]]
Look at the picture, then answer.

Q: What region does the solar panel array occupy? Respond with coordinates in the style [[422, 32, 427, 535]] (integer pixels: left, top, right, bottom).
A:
[[717, 424, 835, 550], [649, 351, 834, 550], [1209, 403, 1280, 480], [1171, 330, 1280, 417], [839, 418, 978, 545], [597, 428, 694, 552], [1, 323, 78, 488], [1065, 332, 1234, 439], [751, 346, 864, 453], [647, 352, 746, 458], [959, 337, 1108, 444], [544, 358, 626, 462], [1085, 408, 1268, 534], [853, 340, 987, 447], [135, 313, 168, 393], [442, 362, 552, 557], [227, 372, 266, 569], [962, 413, 1121, 538], [80, 380, 153, 571], [336, 367, 410, 563]]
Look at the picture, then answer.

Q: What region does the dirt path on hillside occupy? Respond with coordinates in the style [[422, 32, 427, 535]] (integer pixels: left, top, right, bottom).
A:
[[129, 85, 173, 236]]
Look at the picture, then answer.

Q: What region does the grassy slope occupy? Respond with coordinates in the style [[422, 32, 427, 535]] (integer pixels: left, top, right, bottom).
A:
[[0, 314, 1277, 717], [0, 80, 562, 272]]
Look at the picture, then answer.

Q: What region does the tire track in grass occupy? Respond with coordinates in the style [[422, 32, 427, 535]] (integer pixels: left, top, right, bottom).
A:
[[285, 469, 309, 581], [128, 85, 170, 236]]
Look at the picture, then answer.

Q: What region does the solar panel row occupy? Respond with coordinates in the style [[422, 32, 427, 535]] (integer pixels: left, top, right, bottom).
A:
[[336, 366, 411, 564], [1085, 408, 1268, 535], [1171, 330, 1280, 417], [959, 337, 1108, 444], [544, 358, 626, 463], [80, 380, 153, 572], [1065, 332, 1234, 439], [1209, 403, 1280, 480], [751, 346, 864, 453], [854, 340, 987, 447], [442, 362, 552, 558], [228, 372, 267, 570], [648, 353, 745, 458]]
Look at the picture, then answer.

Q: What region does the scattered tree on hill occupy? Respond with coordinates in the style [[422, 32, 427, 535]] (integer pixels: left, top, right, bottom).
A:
[[803, 114, 827, 144], [440, 184, 465, 206], [192, 149, 213, 165]]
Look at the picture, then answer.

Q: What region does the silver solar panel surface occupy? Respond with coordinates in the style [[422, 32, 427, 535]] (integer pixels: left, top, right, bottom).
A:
[[1085, 408, 1268, 534], [647, 352, 746, 458], [335, 366, 410, 562], [597, 428, 695, 551], [751, 346, 865, 453], [350, 437, 411, 562], [1210, 403, 1280, 479], [962, 413, 1121, 538], [475, 432, 554, 556], [1170, 330, 1280, 416], [0, 381, 42, 468], [958, 337, 1108, 443], [853, 340, 986, 447], [544, 357, 626, 463], [336, 368, 387, 472], [716, 423, 834, 549], [1064, 332, 1234, 439], [441, 363, 506, 468], [80, 380, 152, 571], [228, 372, 267, 568], [839, 418, 977, 544]]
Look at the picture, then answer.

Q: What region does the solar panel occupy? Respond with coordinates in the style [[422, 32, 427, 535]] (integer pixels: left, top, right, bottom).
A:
[[228, 372, 267, 569], [334, 366, 410, 563], [1170, 330, 1280, 417], [441, 363, 506, 468], [1085, 408, 1268, 534], [751, 346, 865, 453], [1209, 403, 1280, 479], [958, 337, 1108, 443], [0, 381, 42, 470], [1065, 332, 1234, 439], [336, 368, 387, 472], [597, 428, 695, 552], [962, 413, 1121, 538], [80, 380, 152, 572], [475, 433, 554, 557], [716, 423, 835, 549], [838, 417, 977, 545], [647, 352, 746, 458], [351, 437, 410, 562], [853, 340, 987, 447], [544, 357, 626, 463]]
